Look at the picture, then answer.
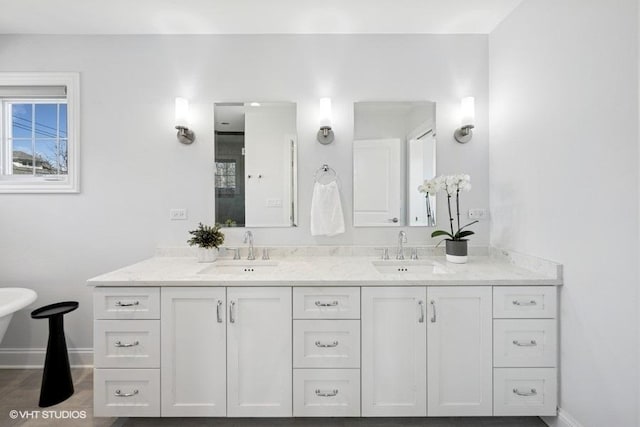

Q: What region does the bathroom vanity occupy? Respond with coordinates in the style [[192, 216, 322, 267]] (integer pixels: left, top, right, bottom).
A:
[[88, 249, 561, 418]]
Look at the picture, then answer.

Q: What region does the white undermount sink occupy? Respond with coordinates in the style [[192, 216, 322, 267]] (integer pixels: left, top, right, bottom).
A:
[[199, 260, 280, 275], [372, 260, 449, 275]]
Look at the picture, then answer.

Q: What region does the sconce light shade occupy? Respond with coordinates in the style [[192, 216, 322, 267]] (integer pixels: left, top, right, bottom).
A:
[[175, 97, 195, 144], [317, 97, 334, 145], [454, 96, 475, 144]]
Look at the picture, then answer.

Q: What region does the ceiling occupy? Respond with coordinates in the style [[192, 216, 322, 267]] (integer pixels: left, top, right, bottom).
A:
[[0, 0, 523, 35]]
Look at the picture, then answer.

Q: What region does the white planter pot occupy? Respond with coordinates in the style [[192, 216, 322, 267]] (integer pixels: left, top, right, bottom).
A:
[[197, 247, 219, 263]]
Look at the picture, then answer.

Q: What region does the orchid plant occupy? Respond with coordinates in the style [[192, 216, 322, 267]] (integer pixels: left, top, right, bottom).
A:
[[419, 174, 478, 242]]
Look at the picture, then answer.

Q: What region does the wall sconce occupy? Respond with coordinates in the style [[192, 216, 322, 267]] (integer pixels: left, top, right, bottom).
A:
[[175, 97, 195, 144], [454, 96, 475, 144], [317, 97, 334, 145]]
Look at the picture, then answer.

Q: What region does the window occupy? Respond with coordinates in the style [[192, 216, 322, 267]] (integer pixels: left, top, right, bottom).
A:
[[215, 160, 237, 197], [0, 72, 79, 193]]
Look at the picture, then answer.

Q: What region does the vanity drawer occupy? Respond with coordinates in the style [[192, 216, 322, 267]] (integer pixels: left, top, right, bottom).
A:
[[493, 368, 557, 416], [294, 320, 360, 368], [494, 319, 556, 367], [94, 287, 160, 320], [94, 320, 160, 368], [493, 286, 556, 319], [94, 368, 160, 417], [293, 369, 360, 417], [293, 287, 360, 319]]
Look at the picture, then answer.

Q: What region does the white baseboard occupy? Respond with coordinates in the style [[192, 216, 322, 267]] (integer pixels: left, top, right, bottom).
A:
[[0, 347, 93, 368], [542, 408, 584, 427]]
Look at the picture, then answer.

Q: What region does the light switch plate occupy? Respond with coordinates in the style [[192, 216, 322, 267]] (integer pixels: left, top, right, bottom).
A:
[[468, 208, 487, 219], [170, 209, 188, 220]]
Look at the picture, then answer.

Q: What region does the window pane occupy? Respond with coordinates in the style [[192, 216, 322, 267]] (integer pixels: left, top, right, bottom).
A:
[[59, 104, 67, 136], [12, 140, 34, 175], [58, 139, 68, 174], [34, 140, 58, 175], [34, 104, 58, 138], [11, 104, 32, 138]]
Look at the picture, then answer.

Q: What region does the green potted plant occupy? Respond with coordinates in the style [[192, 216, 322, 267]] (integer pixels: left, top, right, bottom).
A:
[[423, 174, 478, 264], [224, 218, 237, 228], [187, 222, 225, 263]]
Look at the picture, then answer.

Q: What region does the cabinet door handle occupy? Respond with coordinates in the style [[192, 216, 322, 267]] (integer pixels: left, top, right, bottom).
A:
[[229, 301, 236, 323], [388, 217, 399, 223], [315, 389, 339, 397], [315, 300, 339, 307], [114, 340, 139, 348], [513, 339, 537, 347], [513, 388, 537, 397], [114, 389, 139, 397], [512, 299, 537, 306], [216, 300, 223, 323], [315, 340, 339, 348], [115, 301, 139, 307], [418, 300, 425, 323], [430, 300, 436, 323]]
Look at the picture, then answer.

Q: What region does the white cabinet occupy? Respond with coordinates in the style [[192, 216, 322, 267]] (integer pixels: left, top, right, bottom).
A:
[[361, 287, 427, 416], [427, 287, 493, 416], [161, 287, 226, 417], [227, 287, 292, 417]]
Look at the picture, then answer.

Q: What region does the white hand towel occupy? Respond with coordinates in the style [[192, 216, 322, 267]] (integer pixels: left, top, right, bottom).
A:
[[310, 181, 345, 237]]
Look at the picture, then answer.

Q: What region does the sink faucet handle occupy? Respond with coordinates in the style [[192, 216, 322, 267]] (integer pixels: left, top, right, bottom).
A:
[[233, 248, 241, 260], [262, 248, 270, 260], [411, 248, 419, 260], [376, 248, 390, 260]]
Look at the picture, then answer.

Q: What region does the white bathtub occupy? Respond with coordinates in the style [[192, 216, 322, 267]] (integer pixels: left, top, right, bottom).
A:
[[0, 288, 37, 344]]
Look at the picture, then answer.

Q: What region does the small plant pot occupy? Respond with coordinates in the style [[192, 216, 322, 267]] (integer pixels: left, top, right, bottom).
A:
[[197, 247, 218, 263], [445, 239, 468, 264]]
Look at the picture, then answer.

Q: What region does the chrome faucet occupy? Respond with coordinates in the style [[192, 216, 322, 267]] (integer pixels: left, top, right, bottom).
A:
[[396, 231, 407, 260], [243, 231, 255, 260]]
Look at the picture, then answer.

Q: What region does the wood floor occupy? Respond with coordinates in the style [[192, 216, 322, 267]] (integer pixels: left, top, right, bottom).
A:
[[0, 369, 547, 427]]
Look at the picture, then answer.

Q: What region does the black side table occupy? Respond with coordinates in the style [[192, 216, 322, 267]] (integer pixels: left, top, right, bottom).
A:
[[31, 301, 79, 407]]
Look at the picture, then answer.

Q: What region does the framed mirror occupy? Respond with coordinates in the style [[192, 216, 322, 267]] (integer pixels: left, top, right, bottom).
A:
[[214, 102, 297, 227], [353, 101, 436, 227]]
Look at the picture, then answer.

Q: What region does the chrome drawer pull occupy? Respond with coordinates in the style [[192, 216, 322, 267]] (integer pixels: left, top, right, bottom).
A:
[[512, 300, 536, 306], [315, 301, 339, 307], [513, 388, 537, 397], [115, 301, 139, 307], [315, 389, 339, 397], [216, 300, 223, 323], [114, 340, 139, 348], [513, 339, 537, 347], [315, 340, 339, 348], [430, 300, 436, 323], [114, 389, 139, 397], [229, 301, 236, 323], [418, 300, 425, 323]]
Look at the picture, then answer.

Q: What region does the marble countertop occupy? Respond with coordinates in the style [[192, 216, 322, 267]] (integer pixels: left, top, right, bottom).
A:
[[87, 250, 562, 287]]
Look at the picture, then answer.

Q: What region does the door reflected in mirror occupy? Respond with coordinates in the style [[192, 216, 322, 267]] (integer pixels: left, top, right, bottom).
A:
[[353, 101, 436, 227], [214, 102, 297, 228]]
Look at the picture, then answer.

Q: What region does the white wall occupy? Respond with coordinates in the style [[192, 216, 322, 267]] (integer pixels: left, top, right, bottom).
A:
[[489, 1, 639, 426], [0, 35, 489, 356]]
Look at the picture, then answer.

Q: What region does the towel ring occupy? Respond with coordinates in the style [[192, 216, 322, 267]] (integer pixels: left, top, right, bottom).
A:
[[314, 164, 338, 184]]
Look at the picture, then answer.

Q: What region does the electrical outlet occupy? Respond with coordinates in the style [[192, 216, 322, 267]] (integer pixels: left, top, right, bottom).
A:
[[468, 208, 487, 220], [169, 209, 188, 220]]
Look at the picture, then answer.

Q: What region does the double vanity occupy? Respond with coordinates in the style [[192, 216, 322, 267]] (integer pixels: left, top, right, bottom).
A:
[[88, 248, 561, 419]]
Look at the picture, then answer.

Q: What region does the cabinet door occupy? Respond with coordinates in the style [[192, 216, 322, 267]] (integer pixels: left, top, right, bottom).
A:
[[361, 287, 427, 416], [161, 287, 226, 416], [227, 287, 292, 417], [427, 286, 492, 416]]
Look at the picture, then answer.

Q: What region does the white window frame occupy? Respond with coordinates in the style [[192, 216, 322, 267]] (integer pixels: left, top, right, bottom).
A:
[[0, 72, 79, 193]]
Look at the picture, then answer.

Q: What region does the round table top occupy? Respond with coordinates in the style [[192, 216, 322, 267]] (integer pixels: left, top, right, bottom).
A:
[[31, 301, 79, 319]]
